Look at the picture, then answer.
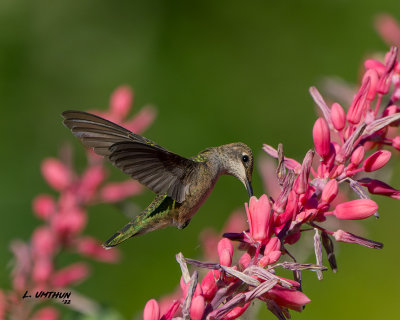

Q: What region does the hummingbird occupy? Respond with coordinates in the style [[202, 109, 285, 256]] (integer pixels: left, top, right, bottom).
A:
[[62, 110, 254, 248]]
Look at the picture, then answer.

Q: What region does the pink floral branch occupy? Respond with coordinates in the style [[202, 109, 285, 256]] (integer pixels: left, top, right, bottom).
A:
[[142, 20, 400, 320], [0, 86, 155, 319]]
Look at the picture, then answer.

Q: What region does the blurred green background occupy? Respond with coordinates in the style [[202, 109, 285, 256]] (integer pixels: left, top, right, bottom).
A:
[[1, 0, 400, 319]]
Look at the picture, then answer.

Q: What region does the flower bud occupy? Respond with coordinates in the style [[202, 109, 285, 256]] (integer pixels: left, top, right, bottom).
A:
[[321, 179, 339, 203], [143, 299, 160, 320], [331, 102, 346, 131], [261, 286, 311, 312], [223, 303, 251, 320], [41, 158, 71, 191], [51, 263, 90, 288], [392, 136, 400, 150], [32, 257, 53, 283], [238, 252, 252, 270], [217, 238, 233, 257], [363, 150, 391, 172], [364, 59, 385, 75], [31, 307, 59, 320], [190, 295, 205, 320], [313, 118, 331, 157], [100, 181, 142, 203], [77, 236, 120, 263], [382, 105, 400, 126], [201, 270, 219, 300], [110, 85, 132, 120], [245, 195, 272, 243], [32, 226, 57, 258], [32, 194, 56, 220], [333, 199, 378, 220], [350, 146, 365, 167]]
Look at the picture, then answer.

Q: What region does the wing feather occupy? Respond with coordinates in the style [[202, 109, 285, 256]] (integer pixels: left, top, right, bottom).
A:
[[62, 110, 201, 202]]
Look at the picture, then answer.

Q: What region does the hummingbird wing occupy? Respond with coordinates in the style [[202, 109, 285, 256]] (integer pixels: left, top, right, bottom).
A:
[[62, 110, 167, 156], [62, 110, 200, 203]]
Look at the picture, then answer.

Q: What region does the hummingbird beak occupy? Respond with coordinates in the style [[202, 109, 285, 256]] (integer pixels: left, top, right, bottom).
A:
[[245, 179, 253, 197]]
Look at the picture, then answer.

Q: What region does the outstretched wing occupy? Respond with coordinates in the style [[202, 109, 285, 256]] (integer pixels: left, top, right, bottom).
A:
[[62, 110, 200, 202]]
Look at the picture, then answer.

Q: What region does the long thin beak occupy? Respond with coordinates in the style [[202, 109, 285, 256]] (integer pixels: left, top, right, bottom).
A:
[[245, 179, 253, 197]]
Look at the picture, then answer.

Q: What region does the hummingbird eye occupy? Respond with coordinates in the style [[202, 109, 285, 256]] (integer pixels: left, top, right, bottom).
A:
[[242, 155, 249, 163]]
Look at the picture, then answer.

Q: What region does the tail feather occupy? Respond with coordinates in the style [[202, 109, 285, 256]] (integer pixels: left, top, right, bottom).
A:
[[102, 195, 176, 248]]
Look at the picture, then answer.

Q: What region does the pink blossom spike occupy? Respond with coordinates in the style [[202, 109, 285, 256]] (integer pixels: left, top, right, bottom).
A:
[[190, 295, 205, 320], [110, 85, 133, 120], [124, 106, 157, 134], [143, 299, 160, 320], [313, 118, 330, 158], [32, 194, 56, 220], [333, 199, 378, 220], [363, 150, 391, 172], [51, 262, 90, 288], [333, 229, 383, 249], [245, 195, 272, 243], [350, 146, 365, 167], [41, 158, 71, 191], [331, 102, 346, 131]]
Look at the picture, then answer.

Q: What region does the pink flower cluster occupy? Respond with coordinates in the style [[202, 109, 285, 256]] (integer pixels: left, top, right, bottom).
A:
[[1, 86, 155, 319], [141, 43, 400, 319]]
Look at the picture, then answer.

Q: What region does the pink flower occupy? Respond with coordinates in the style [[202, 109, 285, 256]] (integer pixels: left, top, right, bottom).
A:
[[223, 303, 251, 320], [143, 299, 160, 320], [245, 195, 272, 243], [32, 226, 57, 258], [32, 194, 56, 220], [190, 295, 205, 320], [201, 270, 219, 301], [79, 165, 106, 202], [363, 150, 391, 172], [331, 102, 346, 131], [375, 14, 400, 46], [350, 146, 365, 167], [100, 180, 142, 203], [321, 179, 339, 204], [110, 85, 133, 120], [51, 207, 87, 237], [41, 158, 72, 191], [333, 199, 378, 220], [313, 118, 331, 157], [51, 262, 90, 287], [124, 106, 157, 134], [31, 307, 59, 320], [259, 237, 281, 267], [76, 236, 120, 263], [32, 257, 53, 283], [261, 286, 311, 312]]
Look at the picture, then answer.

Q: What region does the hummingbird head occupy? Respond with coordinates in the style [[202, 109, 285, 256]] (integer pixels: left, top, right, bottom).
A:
[[218, 143, 254, 197]]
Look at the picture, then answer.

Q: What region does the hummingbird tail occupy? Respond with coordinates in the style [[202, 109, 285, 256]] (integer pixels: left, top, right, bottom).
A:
[[102, 219, 146, 248], [102, 194, 175, 248]]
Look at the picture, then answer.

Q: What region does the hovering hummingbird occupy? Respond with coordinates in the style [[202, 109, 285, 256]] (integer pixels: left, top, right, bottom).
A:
[[62, 111, 254, 248]]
